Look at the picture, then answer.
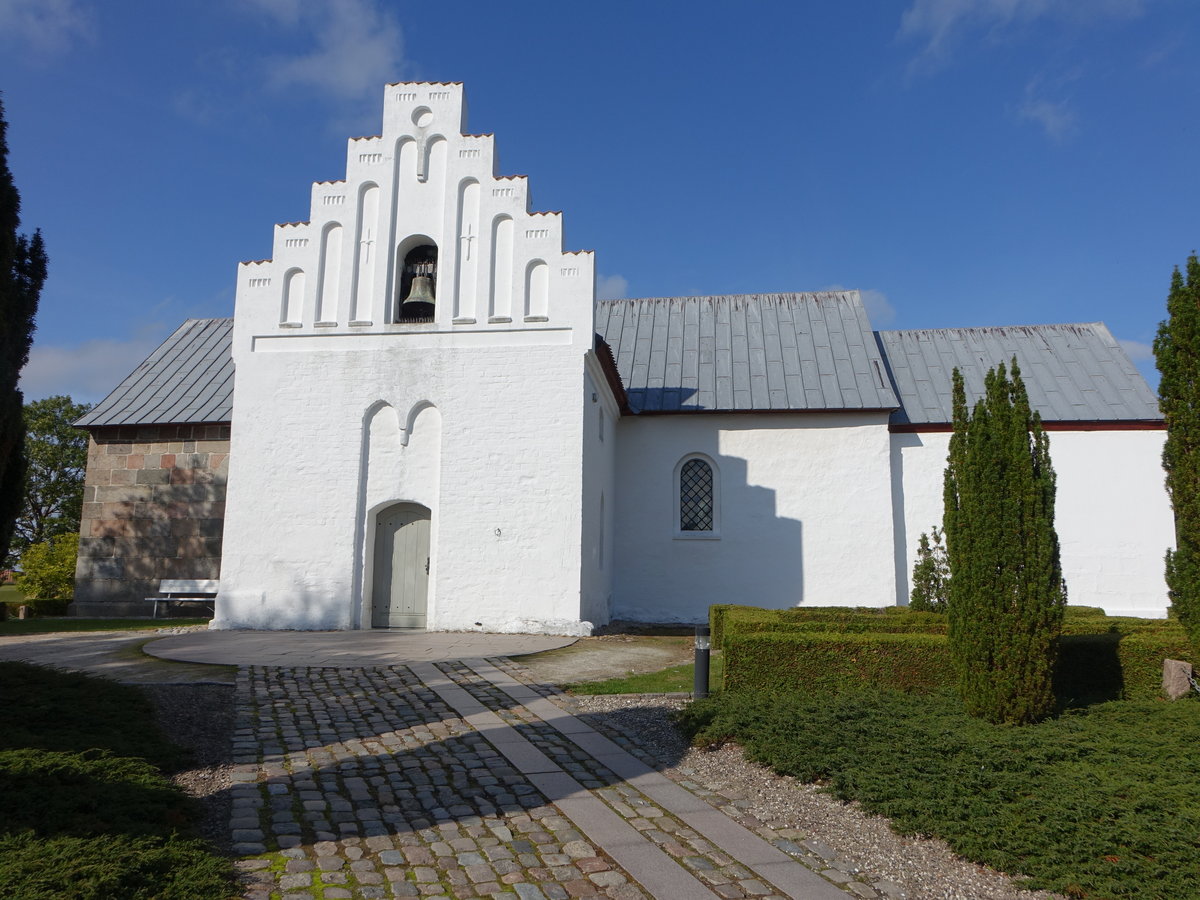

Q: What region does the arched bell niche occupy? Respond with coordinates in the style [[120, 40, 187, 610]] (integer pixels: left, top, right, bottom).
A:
[[396, 236, 438, 321]]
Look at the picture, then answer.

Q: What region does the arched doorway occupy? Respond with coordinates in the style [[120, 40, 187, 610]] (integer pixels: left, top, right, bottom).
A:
[[372, 503, 431, 628]]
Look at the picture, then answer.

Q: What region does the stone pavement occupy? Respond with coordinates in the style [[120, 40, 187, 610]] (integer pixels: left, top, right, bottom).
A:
[[0, 628, 237, 683], [146, 630, 577, 667], [230, 657, 867, 900]]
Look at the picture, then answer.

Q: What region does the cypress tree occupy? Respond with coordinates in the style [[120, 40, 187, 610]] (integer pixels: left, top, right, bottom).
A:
[[943, 359, 1065, 725], [0, 97, 46, 565], [1154, 254, 1200, 650]]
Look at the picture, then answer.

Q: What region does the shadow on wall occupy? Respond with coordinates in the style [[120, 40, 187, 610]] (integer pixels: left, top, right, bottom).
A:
[[212, 586, 357, 631], [616, 420, 804, 622], [889, 432, 923, 607]]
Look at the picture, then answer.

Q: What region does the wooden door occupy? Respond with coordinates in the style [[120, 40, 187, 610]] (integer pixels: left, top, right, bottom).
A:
[[371, 504, 430, 628]]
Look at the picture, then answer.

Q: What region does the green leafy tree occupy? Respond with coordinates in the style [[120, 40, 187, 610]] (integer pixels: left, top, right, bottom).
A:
[[1154, 253, 1200, 650], [910, 526, 949, 612], [7, 395, 92, 566], [943, 360, 1066, 725], [16, 532, 78, 606], [0, 98, 45, 566]]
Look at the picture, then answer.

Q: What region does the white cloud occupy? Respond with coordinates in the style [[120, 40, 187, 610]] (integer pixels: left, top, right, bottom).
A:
[[245, 0, 304, 26], [20, 324, 171, 404], [1118, 338, 1154, 362], [0, 0, 92, 56], [860, 289, 897, 326], [253, 0, 406, 101], [1017, 72, 1080, 142], [899, 0, 1144, 72], [1018, 96, 1077, 142], [596, 274, 629, 301]]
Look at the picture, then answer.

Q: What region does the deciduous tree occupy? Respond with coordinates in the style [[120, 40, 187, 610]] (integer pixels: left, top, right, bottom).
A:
[[0, 98, 45, 566], [1154, 253, 1200, 650], [943, 360, 1066, 724], [7, 395, 92, 567]]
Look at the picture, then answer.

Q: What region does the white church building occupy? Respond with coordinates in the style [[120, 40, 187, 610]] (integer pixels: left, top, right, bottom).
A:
[[73, 83, 1175, 633]]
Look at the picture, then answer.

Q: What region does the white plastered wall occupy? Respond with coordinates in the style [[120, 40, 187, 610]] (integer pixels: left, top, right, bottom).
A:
[[579, 355, 618, 626], [214, 83, 596, 633], [612, 412, 896, 623], [892, 429, 1174, 617]]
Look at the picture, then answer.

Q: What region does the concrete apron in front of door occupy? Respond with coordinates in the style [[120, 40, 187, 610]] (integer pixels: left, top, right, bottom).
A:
[[230, 660, 854, 900]]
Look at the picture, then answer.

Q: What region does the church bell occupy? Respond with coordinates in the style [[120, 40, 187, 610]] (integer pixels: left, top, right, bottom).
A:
[[400, 274, 436, 319]]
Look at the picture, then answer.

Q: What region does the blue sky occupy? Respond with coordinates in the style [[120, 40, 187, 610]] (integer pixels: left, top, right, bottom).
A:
[[1, 0, 1196, 402]]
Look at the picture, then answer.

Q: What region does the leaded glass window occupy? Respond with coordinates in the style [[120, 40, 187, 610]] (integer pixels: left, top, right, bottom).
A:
[[680, 458, 714, 532]]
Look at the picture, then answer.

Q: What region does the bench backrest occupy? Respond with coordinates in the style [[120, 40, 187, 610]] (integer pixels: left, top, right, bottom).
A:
[[159, 579, 219, 596]]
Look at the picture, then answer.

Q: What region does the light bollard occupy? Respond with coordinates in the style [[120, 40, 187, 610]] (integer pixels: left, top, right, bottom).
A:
[[693, 625, 711, 699]]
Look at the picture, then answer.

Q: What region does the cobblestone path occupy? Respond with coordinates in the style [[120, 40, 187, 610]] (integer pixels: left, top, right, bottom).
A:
[[230, 659, 860, 900]]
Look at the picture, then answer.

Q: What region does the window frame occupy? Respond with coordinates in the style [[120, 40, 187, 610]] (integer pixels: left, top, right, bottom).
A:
[[673, 453, 721, 540]]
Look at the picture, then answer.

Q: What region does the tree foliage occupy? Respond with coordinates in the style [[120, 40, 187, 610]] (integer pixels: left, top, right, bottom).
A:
[[943, 360, 1066, 725], [1154, 253, 1200, 651], [909, 526, 950, 612], [0, 98, 45, 566], [16, 532, 78, 605], [8, 395, 91, 566]]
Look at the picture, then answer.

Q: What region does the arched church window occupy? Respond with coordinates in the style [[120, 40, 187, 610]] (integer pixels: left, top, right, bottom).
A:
[[398, 244, 438, 321], [679, 457, 715, 533]]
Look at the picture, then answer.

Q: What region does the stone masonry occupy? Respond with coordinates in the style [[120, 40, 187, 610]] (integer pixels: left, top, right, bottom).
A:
[[73, 423, 230, 615]]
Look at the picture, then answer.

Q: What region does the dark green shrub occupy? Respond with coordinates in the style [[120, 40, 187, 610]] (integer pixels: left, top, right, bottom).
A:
[[0, 830, 233, 900], [0, 663, 233, 899], [677, 688, 1200, 900], [944, 362, 1065, 724]]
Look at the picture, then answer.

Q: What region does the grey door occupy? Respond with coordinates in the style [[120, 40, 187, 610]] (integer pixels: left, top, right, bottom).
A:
[[371, 504, 430, 628]]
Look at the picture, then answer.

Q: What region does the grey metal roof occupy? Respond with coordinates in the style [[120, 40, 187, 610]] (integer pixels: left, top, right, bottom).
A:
[[78, 309, 1159, 429], [596, 292, 900, 413], [76, 318, 235, 427], [876, 322, 1161, 425]]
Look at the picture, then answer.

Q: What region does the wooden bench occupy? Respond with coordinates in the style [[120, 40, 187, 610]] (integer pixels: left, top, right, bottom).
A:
[[148, 579, 218, 618]]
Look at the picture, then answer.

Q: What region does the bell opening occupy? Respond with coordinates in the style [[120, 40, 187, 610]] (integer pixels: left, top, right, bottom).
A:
[[398, 244, 438, 321]]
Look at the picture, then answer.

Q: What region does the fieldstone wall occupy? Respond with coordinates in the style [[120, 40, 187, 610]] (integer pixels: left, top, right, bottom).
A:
[[73, 423, 230, 616]]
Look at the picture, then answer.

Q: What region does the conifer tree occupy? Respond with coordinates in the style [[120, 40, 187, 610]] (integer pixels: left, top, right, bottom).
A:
[[943, 360, 1065, 725], [909, 526, 949, 612], [0, 98, 46, 565], [1154, 253, 1200, 650]]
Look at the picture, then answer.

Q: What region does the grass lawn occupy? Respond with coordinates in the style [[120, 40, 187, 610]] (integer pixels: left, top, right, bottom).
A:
[[0, 661, 236, 899], [0, 617, 209, 635], [679, 688, 1200, 899], [567, 653, 725, 694]]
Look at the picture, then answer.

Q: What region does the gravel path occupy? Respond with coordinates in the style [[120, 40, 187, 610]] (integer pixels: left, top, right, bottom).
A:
[[143, 682, 237, 853]]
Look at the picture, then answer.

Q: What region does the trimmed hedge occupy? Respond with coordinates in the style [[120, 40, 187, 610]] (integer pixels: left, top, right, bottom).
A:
[[710, 604, 943, 648], [724, 631, 951, 694], [718, 605, 1193, 701]]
